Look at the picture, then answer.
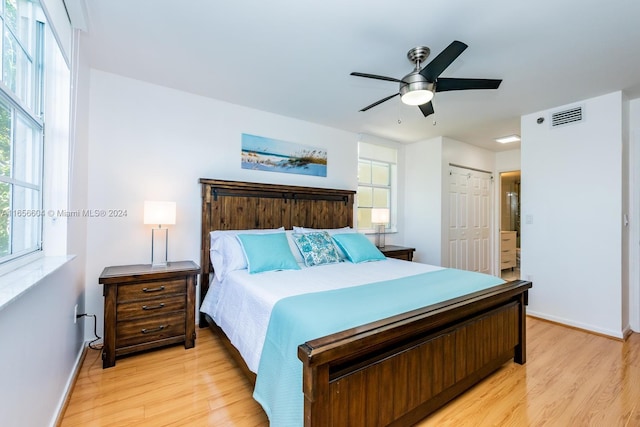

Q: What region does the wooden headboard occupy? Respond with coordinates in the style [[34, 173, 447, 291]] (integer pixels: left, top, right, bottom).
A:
[[199, 179, 355, 321]]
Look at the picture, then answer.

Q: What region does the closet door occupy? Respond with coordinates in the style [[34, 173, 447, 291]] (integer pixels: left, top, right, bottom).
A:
[[448, 165, 492, 274]]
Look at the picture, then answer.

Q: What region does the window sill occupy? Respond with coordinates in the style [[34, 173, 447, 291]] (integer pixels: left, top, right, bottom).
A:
[[0, 255, 75, 313]]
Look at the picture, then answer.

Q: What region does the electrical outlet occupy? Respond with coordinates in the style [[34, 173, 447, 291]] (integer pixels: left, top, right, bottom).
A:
[[74, 304, 78, 324]]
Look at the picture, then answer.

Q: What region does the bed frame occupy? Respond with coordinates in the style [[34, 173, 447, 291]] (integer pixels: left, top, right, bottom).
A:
[[199, 178, 532, 426]]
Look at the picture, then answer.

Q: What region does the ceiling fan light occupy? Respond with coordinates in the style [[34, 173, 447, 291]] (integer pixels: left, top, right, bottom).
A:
[[399, 78, 434, 106], [401, 89, 434, 106]]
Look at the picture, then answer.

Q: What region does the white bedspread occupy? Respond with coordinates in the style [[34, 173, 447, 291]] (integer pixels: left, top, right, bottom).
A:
[[200, 258, 443, 373]]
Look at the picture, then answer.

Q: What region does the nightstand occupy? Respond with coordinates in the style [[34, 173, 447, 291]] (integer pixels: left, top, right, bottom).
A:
[[380, 245, 415, 261], [99, 260, 200, 368]]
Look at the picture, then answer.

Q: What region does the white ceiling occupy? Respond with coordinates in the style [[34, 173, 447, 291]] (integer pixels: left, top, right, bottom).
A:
[[80, 0, 640, 151]]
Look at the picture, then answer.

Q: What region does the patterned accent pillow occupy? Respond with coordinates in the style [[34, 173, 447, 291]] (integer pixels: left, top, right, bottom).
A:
[[292, 231, 342, 267]]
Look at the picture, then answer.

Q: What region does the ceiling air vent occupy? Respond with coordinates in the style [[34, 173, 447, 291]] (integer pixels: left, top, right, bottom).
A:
[[551, 106, 583, 127]]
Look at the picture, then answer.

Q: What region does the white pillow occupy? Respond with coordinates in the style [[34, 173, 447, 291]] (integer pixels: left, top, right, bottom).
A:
[[285, 230, 304, 264], [209, 227, 284, 281], [292, 226, 355, 259]]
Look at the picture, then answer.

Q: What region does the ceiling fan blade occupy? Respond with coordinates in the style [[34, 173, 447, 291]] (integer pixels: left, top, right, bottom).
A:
[[419, 101, 434, 117], [435, 78, 502, 92], [420, 40, 468, 81], [359, 93, 399, 112], [351, 72, 404, 83]]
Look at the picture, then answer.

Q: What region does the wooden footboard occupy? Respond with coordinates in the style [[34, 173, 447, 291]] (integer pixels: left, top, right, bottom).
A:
[[297, 280, 531, 426]]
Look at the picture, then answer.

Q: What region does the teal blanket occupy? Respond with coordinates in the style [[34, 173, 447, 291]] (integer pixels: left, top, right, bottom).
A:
[[253, 268, 505, 426]]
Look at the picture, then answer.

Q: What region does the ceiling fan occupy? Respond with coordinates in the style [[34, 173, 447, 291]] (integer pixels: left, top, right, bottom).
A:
[[350, 40, 502, 117]]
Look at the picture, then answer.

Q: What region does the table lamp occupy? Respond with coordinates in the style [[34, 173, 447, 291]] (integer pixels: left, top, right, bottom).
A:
[[371, 208, 390, 248], [143, 201, 176, 267]]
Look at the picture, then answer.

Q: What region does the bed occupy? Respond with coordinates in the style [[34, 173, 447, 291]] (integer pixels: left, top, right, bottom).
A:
[[198, 178, 532, 426]]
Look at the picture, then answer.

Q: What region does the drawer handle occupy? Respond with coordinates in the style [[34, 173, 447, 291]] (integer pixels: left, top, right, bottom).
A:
[[141, 325, 166, 334], [142, 285, 165, 293], [142, 303, 165, 311]]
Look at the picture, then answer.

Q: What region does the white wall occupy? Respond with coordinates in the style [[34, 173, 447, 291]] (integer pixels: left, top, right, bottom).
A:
[[442, 137, 496, 171], [0, 259, 83, 427], [85, 70, 359, 336], [42, 19, 71, 257], [404, 137, 444, 265], [69, 29, 91, 334], [521, 91, 627, 337], [495, 149, 521, 172]]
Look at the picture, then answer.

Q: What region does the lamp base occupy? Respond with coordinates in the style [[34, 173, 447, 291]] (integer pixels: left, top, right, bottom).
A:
[[375, 223, 386, 248], [151, 227, 168, 267]]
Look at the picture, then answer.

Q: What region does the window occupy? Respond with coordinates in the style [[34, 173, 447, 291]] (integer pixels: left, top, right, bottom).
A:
[[357, 142, 397, 231], [0, 0, 44, 264]]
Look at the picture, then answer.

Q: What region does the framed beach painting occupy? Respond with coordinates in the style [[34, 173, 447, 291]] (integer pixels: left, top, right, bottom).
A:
[[241, 133, 327, 177]]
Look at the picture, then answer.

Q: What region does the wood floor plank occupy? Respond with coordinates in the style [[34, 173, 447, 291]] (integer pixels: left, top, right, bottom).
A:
[[60, 317, 640, 426]]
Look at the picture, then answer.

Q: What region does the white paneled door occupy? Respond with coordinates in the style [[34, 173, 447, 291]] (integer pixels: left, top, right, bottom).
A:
[[448, 165, 493, 274]]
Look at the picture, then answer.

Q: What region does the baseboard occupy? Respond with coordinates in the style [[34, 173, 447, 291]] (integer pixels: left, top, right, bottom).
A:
[[527, 311, 625, 340], [52, 341, 89, 427]]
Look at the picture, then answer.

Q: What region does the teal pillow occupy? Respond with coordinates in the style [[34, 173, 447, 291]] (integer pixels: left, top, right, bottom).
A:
[[332, 233, 386, 263], [237, 233, 301, 274], [292, 231, 342, 267]]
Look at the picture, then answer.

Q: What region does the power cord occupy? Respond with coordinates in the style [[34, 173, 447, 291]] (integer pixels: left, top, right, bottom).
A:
[[76, 313, 103, 351]]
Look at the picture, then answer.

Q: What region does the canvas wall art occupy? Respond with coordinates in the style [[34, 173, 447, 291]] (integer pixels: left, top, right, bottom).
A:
[[241, 133, 327, 177]]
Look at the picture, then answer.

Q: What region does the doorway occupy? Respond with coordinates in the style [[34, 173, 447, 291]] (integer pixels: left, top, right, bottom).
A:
[[500, 171, 520, 280], [448, 165, 493, 274]]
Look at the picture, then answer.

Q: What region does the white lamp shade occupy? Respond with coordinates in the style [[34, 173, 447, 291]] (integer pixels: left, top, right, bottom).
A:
[[400, 89, 434, 106], [371, 208, 390, 224], [144, 201, 176, 225]]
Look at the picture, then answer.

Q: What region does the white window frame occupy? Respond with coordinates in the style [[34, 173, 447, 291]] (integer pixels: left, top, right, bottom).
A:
[[0, 1, 45, 268], [357, 141, 398, 233]]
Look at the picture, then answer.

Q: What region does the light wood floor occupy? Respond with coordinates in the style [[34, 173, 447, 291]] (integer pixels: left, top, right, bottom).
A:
[[60, 317, 640, 426]]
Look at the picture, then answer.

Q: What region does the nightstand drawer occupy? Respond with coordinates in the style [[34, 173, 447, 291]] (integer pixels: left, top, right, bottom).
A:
[[116, 313, 186, 348], [117, 295, 186, 320], [117, 279, 186, 302]]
